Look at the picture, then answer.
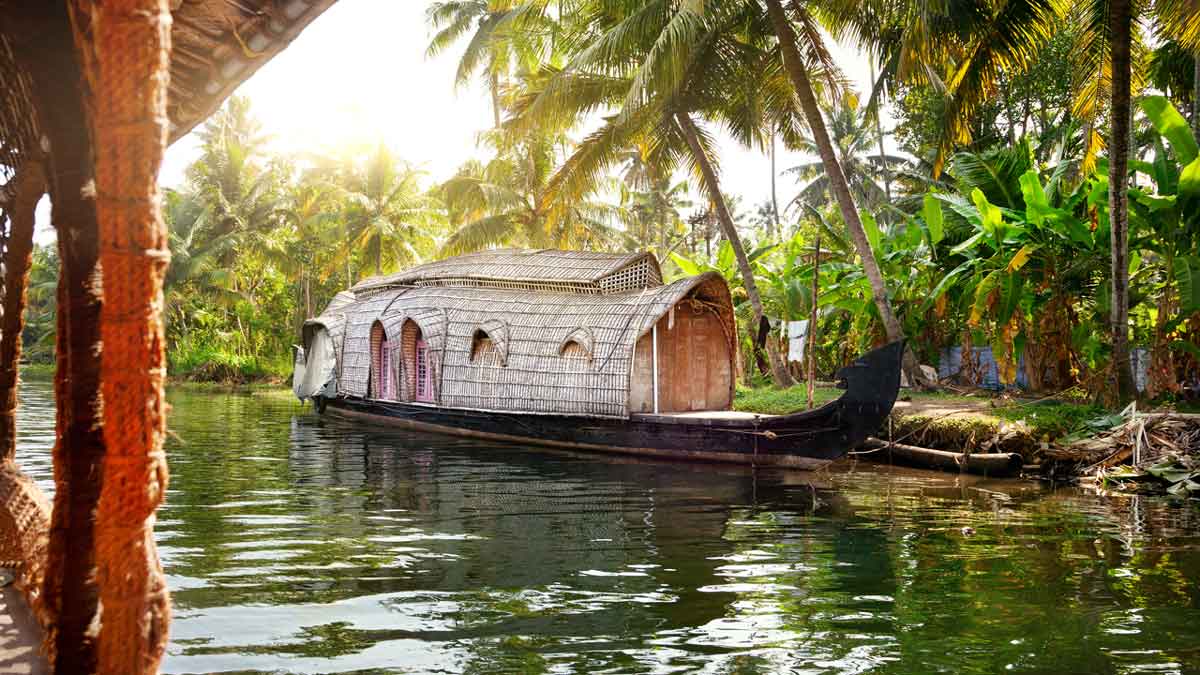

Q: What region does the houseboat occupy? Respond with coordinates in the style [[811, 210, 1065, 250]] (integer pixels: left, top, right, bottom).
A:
[[292, 249, 902, 468]]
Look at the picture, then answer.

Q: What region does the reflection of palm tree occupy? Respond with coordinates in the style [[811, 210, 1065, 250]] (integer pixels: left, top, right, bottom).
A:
[[785, 100, 908, 214]]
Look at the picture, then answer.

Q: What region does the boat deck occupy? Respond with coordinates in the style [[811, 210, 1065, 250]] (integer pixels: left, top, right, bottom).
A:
[[0, 585, 45, 674]]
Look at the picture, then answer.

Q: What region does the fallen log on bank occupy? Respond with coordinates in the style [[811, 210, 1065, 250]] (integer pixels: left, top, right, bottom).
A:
[[857, 437, 1024, 477]]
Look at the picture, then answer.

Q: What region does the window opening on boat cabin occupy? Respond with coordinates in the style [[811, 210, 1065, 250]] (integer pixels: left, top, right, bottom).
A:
[[414, 339, 433, 403], [470, 330, 503, 367], [369, 320, 396, 400], [379, 337, 395, 399], [559, 340, 591, 370], [402, 318, 434, 403]]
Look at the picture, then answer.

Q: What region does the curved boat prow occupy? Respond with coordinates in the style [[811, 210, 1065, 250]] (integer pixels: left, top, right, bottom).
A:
[[835, 339, 905, 407]]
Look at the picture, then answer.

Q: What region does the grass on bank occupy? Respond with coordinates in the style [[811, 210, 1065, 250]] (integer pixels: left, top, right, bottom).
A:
[[734, 383, 1111, 450]]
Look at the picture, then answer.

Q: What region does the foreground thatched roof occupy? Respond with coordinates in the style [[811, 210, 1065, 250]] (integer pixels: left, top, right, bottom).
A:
[[0, 0, 337, 176], [166, 0, 336, 142]]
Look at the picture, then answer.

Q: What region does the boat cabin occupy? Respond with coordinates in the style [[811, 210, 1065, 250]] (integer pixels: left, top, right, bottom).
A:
[[295, 249, 737, 418]]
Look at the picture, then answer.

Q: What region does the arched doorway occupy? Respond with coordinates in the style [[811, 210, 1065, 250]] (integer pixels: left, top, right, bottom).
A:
[[369, 321, 396, 400], [402, 319, 434, 403]]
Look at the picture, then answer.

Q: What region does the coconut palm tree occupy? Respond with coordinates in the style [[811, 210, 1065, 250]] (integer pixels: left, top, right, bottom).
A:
[[334, 145, 446, 278], [764, 0, 929, 386], [509, 0, 815, 386], [784, 97, 909, 215], [616, 144, 692, 259], [440, 130, 619, 254], [426, 0, 558, 128]]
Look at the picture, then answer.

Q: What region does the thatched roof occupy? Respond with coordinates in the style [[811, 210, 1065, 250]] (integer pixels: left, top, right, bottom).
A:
[[313, 270, 734, 418], [165, 0, 337, 143], [352, 249, 664, 295], [0, 0, 337, 176]]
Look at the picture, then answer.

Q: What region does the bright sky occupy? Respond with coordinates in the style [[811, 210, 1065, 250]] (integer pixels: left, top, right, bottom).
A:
[[38, 0, 883, 242]]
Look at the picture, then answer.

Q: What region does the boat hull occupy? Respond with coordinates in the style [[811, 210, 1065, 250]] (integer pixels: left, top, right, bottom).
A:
[[319, 341, 905, 469]]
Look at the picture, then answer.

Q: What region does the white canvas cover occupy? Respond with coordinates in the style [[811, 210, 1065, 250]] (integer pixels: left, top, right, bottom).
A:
[[294, 327, 338, 400]]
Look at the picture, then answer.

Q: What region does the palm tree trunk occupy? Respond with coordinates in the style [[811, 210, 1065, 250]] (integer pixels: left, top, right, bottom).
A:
[[20, 9, 106, 668], [770, 129, 781, 239], [0, 161, 44, 461], [490, 67, 501, 129], [765, 0, 927, 388], [676, 112, 794, 387], [304, 273, 312, 318], [1108, 0, 1136, 402], [1193, 52, 1200, 141], [868, 60, 893, 207]]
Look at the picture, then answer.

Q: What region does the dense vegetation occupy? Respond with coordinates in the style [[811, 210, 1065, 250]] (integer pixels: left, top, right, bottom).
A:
[[21, 0, 1200, 404]]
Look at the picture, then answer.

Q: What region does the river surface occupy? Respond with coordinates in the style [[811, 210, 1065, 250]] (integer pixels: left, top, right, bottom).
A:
[[12, 377, 1200, 674]]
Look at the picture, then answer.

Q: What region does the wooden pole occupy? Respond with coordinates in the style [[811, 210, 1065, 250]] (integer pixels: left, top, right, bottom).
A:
[[652, 323, 659, 414], [71, 0, 174, 672], [0, 160, 44, 460], [17, 4, 108, 668], [807, 233, 820, 409]]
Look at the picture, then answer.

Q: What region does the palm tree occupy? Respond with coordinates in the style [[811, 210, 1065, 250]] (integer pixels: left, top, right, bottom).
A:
[[334, 145, 445, 277], [509, 1, 808, 386], [616, 144, 691, 259], [426, 1, 556, 128], [440, 131, 618, 254], [765, 0, 928, 386], [186, 96, 283, 267], [784, 97, 908, 215]]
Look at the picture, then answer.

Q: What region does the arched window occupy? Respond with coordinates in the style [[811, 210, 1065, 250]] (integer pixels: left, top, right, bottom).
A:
[[369, 321, 396, 400], [402, 319, 434, 403], [558, 327, 594, 369], [470, 329, 503, 367], [560, 341, 589, 360]]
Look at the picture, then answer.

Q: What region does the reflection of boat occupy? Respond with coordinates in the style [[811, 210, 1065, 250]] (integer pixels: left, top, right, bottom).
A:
[[294, 249, 902, 468]]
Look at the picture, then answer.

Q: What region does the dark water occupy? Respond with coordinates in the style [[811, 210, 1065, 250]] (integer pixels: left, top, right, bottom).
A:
[[13, 378, 1200, 674]]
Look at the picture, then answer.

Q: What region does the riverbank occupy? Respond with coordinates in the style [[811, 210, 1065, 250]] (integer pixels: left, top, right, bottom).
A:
[[736, 385, 1199, 489], [734, 385, 1105, 455]]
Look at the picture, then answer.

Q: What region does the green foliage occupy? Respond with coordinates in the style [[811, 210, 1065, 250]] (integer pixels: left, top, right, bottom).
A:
[[733, 385, 844, 415], [168, 340, 290, 383]]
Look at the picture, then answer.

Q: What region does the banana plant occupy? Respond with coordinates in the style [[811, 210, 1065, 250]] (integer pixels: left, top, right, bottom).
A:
[[1129, 96, 1200, 392], [922, 162, 1103, 387]]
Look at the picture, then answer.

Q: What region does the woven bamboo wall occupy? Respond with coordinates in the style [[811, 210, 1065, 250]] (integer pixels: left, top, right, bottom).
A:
[[330, 273, 733, 418]]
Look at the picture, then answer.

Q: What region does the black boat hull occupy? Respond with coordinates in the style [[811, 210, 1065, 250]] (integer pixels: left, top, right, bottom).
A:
[[321, 341, 904, 468]]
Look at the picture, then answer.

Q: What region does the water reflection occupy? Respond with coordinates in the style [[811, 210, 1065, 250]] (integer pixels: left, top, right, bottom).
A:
[[12, 378, 1200, 674]]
